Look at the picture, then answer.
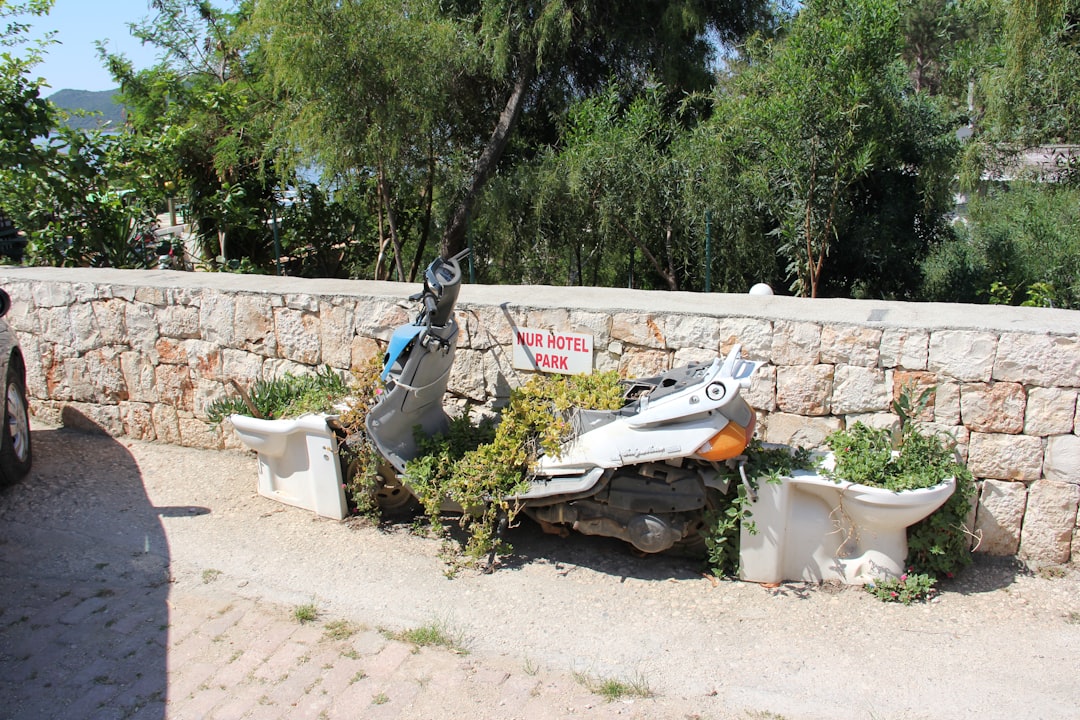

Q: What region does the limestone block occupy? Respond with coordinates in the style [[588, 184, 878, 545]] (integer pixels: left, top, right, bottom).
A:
[[56, 357, 96, 403], [155, 364, 195, 409], [272, 307, 321, 365], [83, 347, 128, 403], [776, 365, 833, 416], [770, 321, 821, 366], [30, 400, 62, 427], [762, 411, 842, 449], [283, 293, 319, 312], [124, 302, 160, 357], [484, 350, 513, 401], [525, 306, 571, 331], [462, 304, 515, 349], [154, 337, 187, 365], [664, 315, 722, 351], [973, 479, 1027, 556], [350, 336, 384, 370], [152, 403, 181, 445], [158, 305, 201, 340], [221, 349, 266, 387], [743, 364, 777, 413], [960, 382, 1026, 434], [120, 351, 155, 404], [934, 381, 962, 426], [134, 287, 166, 306], [19, 335, 46, 401], [843, 412, 899, 433], [595, 350, 620, 374], [673, 347, 718, 367], [31, 281, 74, 308], [568, 310, 612, 348], [92, 298, 129, 346], [994, 333, 1080, 387], [121, 401, 156, 441], [358, 298, 411, 339], [1019, 480, 1080, 564], [183, 340, 223, 382], [63, 304, 100, 351], [619, 349, 671, 378], [320, 302, 356, 370], [891, 370, 937, 421], [913, 422, 970, 462], [70, 282, 105, 303], [449, 348, 487, 402], [1025, 388, 1077, 437], [716, 317, 773, 362], [262, 358, 312, 379], [198, 292, 236, 346], [59, 401, 124, 436], [879, 328, 929, 370], [1044, 434, 1080, 484], [178, 416, 223, 450], [611, 313, 666, 349], [6, 290, 35, 334], [831, 365, 888, 414], [820, 325, 881, 367], [927, 330, 997, 382], [967, 432, 1043, 481], [233, 295, 277, 357], [191, 378, 227, 420]]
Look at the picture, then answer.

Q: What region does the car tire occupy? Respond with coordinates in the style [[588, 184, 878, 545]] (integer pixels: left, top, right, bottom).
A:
[[0, 363, 31, 485]]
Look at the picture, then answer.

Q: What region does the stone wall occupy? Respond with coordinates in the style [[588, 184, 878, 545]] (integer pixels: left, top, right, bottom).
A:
[[2, 266, 1078, 565]]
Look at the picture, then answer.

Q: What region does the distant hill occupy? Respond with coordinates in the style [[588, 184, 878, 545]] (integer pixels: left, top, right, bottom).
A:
[[47, 89, 126, 130]]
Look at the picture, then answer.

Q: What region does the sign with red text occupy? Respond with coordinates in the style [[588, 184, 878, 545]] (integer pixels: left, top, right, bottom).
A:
[[512, 327, 594, 375]]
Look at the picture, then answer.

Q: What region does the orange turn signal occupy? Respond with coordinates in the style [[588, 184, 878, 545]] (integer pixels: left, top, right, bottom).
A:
[[694, 416, 755, 461]]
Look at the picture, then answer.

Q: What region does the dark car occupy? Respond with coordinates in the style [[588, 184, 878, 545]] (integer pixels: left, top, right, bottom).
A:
[[0, 288, 31, 484]]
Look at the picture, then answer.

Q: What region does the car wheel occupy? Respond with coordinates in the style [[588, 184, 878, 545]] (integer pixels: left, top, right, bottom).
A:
[[0, 364, 31, 485]]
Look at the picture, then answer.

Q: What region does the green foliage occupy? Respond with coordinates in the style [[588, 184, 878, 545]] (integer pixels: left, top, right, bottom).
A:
[[824, 385, 977, 582], [921, 182, 1080, 309], [403, 371, 625, 560], [864, 571, 937, 605], [205, 366, 350, 423], [824, 421, 960, 493], [704, 0, 960, 298]]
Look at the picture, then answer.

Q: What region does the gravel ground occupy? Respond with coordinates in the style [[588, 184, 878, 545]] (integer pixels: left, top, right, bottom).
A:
[[3, 423, 1079, 719]]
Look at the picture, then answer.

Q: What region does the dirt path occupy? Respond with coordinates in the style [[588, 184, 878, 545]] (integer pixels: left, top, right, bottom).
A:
[[2, 425, 1078, 719]]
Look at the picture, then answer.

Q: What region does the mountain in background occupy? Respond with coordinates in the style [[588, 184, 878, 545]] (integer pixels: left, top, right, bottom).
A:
[[47, 89, 126, 130]]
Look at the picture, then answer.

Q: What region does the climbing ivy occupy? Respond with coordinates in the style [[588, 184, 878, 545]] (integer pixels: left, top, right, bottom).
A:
[[404, 371, 626, 560]]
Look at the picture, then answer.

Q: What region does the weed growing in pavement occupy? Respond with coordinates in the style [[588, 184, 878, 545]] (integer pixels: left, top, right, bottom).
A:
[[293, 601, 319, 624], [322, 619, 362, 641], [202, 569, 222, 584], [381, 620, 468, 654], [864, 571, 937, 605], [573, 670, 654, 701], [371, 692, 389, 705]]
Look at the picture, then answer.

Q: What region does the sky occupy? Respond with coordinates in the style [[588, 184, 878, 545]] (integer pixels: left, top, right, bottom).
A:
[[24, 0, 160, 94]]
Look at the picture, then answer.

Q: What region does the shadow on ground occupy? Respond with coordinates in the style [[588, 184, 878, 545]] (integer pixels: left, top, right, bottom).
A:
[[0, 415, 206, 719]]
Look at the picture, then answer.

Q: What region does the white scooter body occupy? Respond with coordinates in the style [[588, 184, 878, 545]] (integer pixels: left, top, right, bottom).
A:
[[522, 351, 758, 490]]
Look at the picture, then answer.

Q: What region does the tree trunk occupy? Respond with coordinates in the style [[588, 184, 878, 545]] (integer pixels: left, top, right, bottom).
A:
[[613, 217, 679, 291], [377, 164, 406, 281], [409, 137, 437, 282], [440, 62, 533, 259]]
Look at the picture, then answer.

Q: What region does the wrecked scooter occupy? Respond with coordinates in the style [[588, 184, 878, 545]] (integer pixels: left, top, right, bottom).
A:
[[361, 252, 761, 555]]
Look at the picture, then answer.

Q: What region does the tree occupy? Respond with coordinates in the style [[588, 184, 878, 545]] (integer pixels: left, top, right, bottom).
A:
[[706, 0, 959, 298], [250, 0, 774, 278], [0, 0, 54, 177], [102, 0, 285, 268]]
